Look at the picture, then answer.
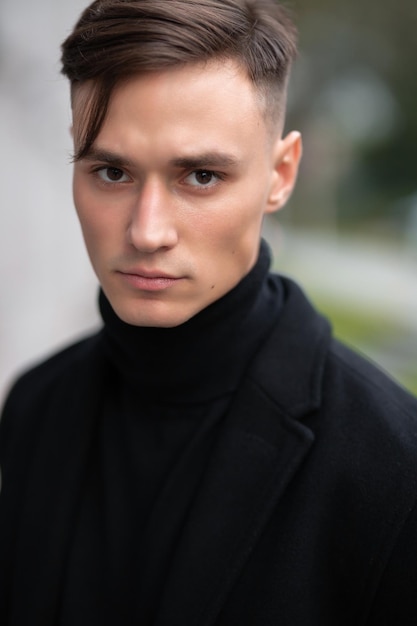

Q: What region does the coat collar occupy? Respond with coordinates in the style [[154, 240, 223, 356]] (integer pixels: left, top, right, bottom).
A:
[[155, 277, 331, 626], [249, 276, 331, 419]]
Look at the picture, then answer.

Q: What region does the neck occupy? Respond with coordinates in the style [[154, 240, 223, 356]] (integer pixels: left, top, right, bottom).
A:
[[99, 240, 282, 405]]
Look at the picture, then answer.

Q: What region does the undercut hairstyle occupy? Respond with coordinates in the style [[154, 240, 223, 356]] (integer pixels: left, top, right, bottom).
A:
[[61, 0, 298, 160]]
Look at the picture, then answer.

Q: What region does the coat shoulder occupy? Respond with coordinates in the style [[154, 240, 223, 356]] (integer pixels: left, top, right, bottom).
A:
[[0, 331, 104, 456], [4, 331, 102, 403], [325, 337, 417, 438]]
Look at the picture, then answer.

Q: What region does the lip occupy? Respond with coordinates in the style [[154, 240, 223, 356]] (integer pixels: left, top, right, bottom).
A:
[[116, 269, 183, 292], [120, 267, 178, 279]]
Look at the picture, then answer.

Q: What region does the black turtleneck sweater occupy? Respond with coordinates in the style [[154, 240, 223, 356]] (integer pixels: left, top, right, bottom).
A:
[[60, 241, 283, 626]]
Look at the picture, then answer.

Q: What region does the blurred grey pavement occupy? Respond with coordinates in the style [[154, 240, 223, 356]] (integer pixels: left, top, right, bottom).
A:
[[264, 219, 417, 332]]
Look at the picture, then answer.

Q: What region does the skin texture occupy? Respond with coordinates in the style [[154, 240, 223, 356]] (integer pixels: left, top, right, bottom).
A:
[[72, 60, 302, 327]]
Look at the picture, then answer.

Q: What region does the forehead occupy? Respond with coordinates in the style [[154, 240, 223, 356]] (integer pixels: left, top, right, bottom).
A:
[[72, 60, 271, 153]]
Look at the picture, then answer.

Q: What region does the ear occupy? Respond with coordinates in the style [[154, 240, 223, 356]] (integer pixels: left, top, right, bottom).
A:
[[265, 130, 302, 214]]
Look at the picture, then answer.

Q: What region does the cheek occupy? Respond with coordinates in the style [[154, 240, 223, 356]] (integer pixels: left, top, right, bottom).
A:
[[205, 192, 267, 247], [73, 175, 91, 228], [190, 183, 267, 239], [218, 194, 268, 265], [73, 196, 105, 260], [73, 177, 110, 242], [191, 206, 264, 277]]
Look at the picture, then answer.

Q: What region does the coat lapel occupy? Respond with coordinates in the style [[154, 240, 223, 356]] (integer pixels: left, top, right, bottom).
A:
[[156, 279, 330, 626], [155, 378, 314, 626]]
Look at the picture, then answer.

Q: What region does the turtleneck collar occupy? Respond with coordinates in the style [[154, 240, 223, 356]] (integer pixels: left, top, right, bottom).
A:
[[99, 239, 283, 405]]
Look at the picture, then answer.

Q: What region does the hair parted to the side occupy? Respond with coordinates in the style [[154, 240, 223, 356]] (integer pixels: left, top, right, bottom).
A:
[[61, 0, 298, 160]]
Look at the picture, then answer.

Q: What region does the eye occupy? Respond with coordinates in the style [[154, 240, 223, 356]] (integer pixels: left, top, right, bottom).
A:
[[95, 167, 130, 184], [184, 170, 220, 188]]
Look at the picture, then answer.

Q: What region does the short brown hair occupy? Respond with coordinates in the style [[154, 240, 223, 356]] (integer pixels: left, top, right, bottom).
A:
[[61, 0, 298, 160]]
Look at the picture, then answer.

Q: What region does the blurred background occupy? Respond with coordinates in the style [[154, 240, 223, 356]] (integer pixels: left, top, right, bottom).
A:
[[0, 0, 416, 403]]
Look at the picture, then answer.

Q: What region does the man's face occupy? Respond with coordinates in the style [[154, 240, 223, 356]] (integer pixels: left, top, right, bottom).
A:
[[72, 60, 301, 327]]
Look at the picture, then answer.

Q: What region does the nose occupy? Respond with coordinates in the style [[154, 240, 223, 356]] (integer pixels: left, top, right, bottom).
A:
[[127, 179, 178, 253]]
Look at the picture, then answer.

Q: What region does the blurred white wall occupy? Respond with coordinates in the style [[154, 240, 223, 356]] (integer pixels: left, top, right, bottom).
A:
[[0, 0, 100, 402]]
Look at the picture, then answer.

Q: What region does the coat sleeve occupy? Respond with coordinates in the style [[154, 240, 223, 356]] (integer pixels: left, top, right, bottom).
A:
[[0, 375, 36, 620], [367, 497, 417, 624]]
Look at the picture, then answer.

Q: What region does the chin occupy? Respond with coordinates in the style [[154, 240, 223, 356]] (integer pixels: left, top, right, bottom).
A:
[[111, 299, 197, 329]]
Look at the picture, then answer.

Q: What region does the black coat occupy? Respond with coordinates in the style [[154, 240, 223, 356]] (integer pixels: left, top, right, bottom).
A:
[[1, 278, 417, 625]]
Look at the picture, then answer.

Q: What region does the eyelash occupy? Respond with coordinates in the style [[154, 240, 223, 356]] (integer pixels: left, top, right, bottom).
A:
[[90, 166, 225, 190], [183, 169, 223, 188], [92, 166, 131, 184]]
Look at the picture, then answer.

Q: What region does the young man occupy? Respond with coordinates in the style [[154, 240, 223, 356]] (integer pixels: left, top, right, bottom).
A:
[[1, 1, 417, 624]]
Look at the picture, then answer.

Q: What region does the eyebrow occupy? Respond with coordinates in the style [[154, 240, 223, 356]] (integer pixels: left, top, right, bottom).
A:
[[78, 148, 239, 169], [77, 149, 135, 169], [169, 153, 239, 169]]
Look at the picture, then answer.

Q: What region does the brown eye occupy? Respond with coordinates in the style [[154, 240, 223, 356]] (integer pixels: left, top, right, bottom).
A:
[[105, 167, 125, 181], [185, 170, 220, 188], [195, 170, 214, 185], [96, 167, 130, 183]]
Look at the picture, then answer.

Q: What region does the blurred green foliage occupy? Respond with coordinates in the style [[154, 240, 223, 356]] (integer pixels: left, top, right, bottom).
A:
[[313, 295, 417, 396], [275, 1, 417, 397], [284, 0, 417, 238]]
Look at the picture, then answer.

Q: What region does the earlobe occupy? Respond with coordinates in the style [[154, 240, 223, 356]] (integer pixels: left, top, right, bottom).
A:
[[266, 130, 302, 214]]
